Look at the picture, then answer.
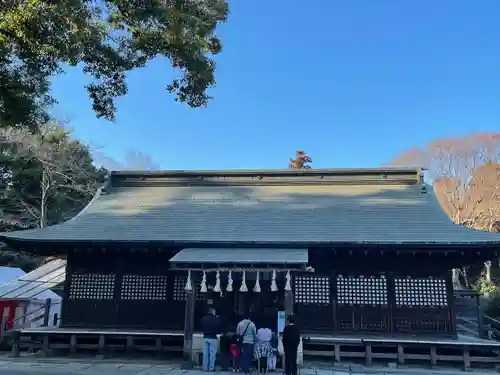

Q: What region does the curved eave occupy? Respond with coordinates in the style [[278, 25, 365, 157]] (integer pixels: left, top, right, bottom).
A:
[[2, 239, 500, 250], [0, 186, 105, 250]]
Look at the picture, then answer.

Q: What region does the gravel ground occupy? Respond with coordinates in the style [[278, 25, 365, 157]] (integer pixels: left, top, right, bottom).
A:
[[0, 358, 497, 375]]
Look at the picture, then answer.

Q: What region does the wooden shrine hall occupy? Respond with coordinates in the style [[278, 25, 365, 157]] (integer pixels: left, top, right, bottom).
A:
[[2, 167, 500, 367]]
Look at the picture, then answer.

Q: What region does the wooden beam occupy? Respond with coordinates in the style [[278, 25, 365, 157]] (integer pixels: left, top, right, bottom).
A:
[[169, 266, 307, 272], [182, 276, 196, 369], [284, 290, 294, 320]]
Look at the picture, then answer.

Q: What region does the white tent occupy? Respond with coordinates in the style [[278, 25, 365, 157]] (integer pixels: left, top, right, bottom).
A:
[[0, 260, 65, 328]]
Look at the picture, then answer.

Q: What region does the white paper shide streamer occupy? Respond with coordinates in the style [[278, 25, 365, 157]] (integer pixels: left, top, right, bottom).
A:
[[253, 271, 261, 292], [240, 270, 248, 292], [285, 270, 292, 291], [270, 269, 278, 292], [184, 270, 193, 291], [214, 270, 221, 293], [226, 270, 233, 292], [200, 271, 208, 293]]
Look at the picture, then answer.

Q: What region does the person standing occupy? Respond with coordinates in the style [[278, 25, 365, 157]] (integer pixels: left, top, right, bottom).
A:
[[254, 327, 273, 374], [201, 308, 221, 372], [219, 329, 232, 371], [236, 313, 257, 375], [229, 333, 241, 372], [282, 315, 300, 375], [267, 331, 279, 371]]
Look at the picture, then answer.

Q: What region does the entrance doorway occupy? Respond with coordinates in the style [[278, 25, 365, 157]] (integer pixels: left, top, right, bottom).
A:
[[207, 281, 284, 331]]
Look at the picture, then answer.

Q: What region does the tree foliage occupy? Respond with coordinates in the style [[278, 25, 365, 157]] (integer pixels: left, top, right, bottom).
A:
[[0, 0, 229, 128], [0, 123, 106, 230], [289, 150, 312, 169]]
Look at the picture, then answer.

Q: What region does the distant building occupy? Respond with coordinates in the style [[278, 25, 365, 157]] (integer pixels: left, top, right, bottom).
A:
[[0, 261, 63, 330]]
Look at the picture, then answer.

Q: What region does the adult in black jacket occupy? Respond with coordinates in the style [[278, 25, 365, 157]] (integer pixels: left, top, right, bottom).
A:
[[282, 315, 300, 375], [200, 308, 221, 371]]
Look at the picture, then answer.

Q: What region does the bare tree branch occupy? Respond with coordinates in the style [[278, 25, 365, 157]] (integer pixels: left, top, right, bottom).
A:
[[390, 132, 500, 231]]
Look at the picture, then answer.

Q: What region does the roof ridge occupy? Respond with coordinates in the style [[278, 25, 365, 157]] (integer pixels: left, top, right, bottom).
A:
[[110, 167, 421, 176], [109, 168, 422, 188]]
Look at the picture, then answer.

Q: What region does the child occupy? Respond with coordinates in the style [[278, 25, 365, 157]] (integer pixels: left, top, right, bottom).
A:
[[219, 331, 232, 371], [267, 331, 279, 371], [229, 333, 240, 372]]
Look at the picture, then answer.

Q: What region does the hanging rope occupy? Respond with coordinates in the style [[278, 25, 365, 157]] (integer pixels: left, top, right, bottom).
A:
[[240, 270, 248, 292], [270, 269, 278, 292], [285, 270, 292, 291], [184, 270, 193, 291], [200, 270, 208, 293], [214, 270, 221, 293], [253, 271, 261, 292], [226, 270, 233, 292]]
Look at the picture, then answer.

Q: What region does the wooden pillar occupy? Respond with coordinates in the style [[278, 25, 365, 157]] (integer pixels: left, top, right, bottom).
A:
[[41, 335, 50, 357], [284, 290, 294, 319], [397, 344, 404, 365], [42, 298, 51, 327], [0, 314, 7, 341], [365, 344, 372, 366], [463, 347, 471, 371], [69, 335, 77, 356], [10, 330, 20, 358], [476, 294, 485, 338], [284, 271, 294, 319], [182, 273, 196, 369]]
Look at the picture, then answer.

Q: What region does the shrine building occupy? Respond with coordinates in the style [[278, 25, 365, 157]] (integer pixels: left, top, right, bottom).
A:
[[2, 168, 500, 339]]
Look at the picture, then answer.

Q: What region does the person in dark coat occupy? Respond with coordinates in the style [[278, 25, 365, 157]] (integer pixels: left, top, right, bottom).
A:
[[200, 308, 221, 371], [282, 315, 300, 375], [219, 329, 233, 371]]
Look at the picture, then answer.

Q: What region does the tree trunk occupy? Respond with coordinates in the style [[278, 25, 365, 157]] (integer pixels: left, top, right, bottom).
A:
[[485, 261, 492, 283], [461, 266, 470, 288], [39, 170, 49, 228], [452, 268, 461, 289]]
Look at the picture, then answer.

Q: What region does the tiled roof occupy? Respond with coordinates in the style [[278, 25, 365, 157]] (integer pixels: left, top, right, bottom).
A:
[[0, 259, 65, 300], [1, 168, 500, 245]]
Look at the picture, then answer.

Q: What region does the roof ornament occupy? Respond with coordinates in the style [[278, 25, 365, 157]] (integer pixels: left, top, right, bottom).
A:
[[214, 270, 222, 293], [101, 173, 112, 195], [270, 269, 278, 292], [419, 173, 427, 195], [253, 271, 261, 293], [285, 270, 292, 291], [240, 270, 248, 292], [226, 270, 233, 292], [184, 270, 193, 292], [200, 271, 207, 293]]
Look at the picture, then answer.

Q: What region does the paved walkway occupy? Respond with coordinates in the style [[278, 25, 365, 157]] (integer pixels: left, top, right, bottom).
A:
[[0, 359, 497, 375]]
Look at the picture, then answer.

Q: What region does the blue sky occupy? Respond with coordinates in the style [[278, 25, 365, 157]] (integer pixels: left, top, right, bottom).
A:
[[51, 0, 500, 170]]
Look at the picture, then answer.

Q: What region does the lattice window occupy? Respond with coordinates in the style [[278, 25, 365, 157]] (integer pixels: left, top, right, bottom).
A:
[[120, 275, 168, 300], [173, 275, 204, 301], [69, 272, 115, 300], [394, 277, 448, 307], [336, 275, 388, 306], [294, 276, 330, 305]]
